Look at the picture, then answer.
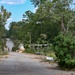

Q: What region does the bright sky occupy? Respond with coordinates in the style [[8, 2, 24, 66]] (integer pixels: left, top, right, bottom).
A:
[[0, 0, 35, 30]]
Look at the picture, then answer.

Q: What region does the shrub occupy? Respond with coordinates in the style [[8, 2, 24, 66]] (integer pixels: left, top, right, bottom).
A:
[[12, 46, 18, 52], [2, 51, 8, 55], [53, 32, 75, 70], [25, 49, 35, 53]]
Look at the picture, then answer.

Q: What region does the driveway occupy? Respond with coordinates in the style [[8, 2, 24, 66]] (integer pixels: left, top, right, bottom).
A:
[[0, 52, 75, 75]]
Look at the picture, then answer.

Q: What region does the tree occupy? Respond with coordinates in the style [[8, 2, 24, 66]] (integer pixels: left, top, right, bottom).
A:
[[30, 0, 47, 7], [8, 21, 25, 40], [0, 6, 11, 37], [0, 6, 11, 52]]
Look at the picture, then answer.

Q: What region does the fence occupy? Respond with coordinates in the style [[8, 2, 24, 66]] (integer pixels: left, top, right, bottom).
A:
[[29, 44, 48, 50]]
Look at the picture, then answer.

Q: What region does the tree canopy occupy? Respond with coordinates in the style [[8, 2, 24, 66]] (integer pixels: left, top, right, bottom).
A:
[[8, 0, 75, 44]]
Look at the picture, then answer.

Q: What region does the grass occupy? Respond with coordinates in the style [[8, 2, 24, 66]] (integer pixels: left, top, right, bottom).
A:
[[24, 49, 35, 53], [24, 48, 57, 61]]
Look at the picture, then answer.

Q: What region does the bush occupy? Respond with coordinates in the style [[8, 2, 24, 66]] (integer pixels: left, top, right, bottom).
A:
[[25, 49, 35, 53], [12, 46, 18, 52], [2, 51, 8, 55], [53, 32, 75, 70]]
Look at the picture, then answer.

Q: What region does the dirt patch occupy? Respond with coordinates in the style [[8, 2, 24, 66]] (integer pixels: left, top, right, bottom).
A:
[[23, 53, 45, 60], [23, 53, 58, 68]]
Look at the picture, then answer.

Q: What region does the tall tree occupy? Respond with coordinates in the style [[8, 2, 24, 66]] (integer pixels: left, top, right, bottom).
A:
[[0, 6, 11, 51], [30, 0, 47, 7], [30, 0, 74, 42]]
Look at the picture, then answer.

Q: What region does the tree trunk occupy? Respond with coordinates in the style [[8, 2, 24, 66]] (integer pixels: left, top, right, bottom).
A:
[[61, 18, 66, 32]]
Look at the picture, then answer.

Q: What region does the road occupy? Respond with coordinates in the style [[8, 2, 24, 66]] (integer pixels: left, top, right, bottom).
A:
[[6, 38, 14, 51], [0, 52, 75, 75]]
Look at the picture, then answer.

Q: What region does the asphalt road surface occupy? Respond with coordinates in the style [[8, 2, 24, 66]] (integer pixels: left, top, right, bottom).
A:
[[0, 52, 75, 75]]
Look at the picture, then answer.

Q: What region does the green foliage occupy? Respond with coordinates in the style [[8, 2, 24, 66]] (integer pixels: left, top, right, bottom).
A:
[[25, 49, 35, 53], [53, 32, 75, 70], [11, 39, 20, 52], [0, 6, 11, 55], [30, 0, 47, 7], [2, 50, 8, 55], [14, 40, 20, 47], [12, 46, 18, 52]]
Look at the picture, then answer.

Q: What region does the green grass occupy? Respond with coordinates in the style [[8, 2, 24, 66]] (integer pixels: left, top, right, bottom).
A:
[[24, 49, 35, 53]]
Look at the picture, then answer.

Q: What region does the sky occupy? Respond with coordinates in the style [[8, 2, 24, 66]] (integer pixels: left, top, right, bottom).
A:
[[0, 0, 35, 30]]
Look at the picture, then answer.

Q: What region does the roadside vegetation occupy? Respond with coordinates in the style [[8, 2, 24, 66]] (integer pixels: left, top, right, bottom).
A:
[[0, 6, 11, 55]]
